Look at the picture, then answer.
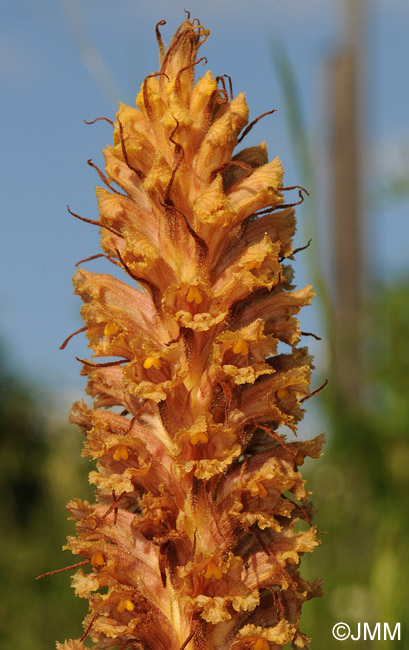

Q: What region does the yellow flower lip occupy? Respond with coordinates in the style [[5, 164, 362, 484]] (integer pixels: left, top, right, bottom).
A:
[[276, 386, 290, 399], [203, 560, 223, 580], [143, 356, 162, 370], [233, 338, 249, 355], [113, 445, 129, 461], [191, 432, 209, 445], [117, 597, 135, 613], [90, 551, 105, 567], [186, 286, 203, 304], [252, 639, 269, 650]]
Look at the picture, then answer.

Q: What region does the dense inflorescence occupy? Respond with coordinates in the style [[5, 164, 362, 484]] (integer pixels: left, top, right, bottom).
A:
[[58, 17, 324, 650]]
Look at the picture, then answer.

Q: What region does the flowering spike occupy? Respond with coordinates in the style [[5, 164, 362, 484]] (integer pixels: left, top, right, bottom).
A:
[[60, 16, 324, 650]]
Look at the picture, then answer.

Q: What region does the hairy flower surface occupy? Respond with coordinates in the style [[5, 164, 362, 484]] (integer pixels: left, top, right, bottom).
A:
[[58, 17, 324, 650]]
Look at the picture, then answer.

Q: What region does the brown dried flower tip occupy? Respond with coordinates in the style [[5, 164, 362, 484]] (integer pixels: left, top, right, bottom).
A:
[[57, 15, 324, 650]]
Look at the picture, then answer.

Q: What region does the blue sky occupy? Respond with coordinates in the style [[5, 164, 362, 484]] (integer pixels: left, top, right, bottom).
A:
[[1, 0, 409, 410]]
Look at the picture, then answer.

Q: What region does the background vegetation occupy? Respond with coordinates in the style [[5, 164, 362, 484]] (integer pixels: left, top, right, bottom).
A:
[[0, 350, 92, 649], [303, 279, 409, 648]]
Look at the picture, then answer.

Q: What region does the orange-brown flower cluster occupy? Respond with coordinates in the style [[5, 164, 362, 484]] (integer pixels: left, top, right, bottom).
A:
[[58, 17, 324, 650]]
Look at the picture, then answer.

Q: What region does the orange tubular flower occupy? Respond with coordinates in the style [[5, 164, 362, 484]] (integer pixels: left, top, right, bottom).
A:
[[57, 16, 324, 650]]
